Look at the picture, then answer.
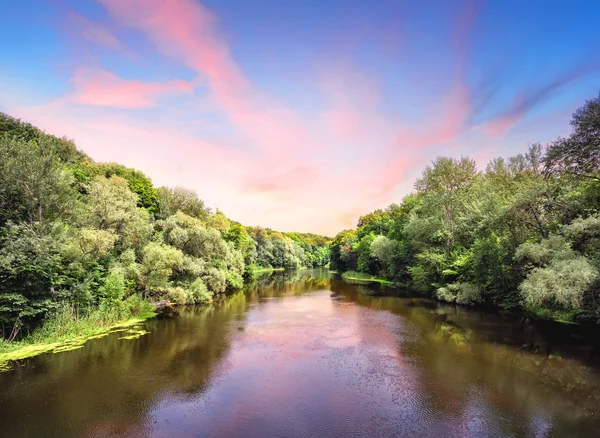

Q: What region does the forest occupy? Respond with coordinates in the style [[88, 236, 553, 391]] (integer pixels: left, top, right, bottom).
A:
[[1, 91, 599, 354], [0, 114, 330, 347], [330, 93, 600, 324]]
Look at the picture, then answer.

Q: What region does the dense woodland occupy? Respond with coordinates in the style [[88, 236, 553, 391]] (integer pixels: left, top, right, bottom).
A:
[[331, 93, 600, 323], [0, 114, 330, 343], [1, 92, 599, 348]]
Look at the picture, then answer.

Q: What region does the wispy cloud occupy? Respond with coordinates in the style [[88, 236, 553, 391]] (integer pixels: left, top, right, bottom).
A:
[[69, 67, 194, 108], [67, 12, 123, 51], [485, 61, 600, 135], [5, 0, 593, 235]]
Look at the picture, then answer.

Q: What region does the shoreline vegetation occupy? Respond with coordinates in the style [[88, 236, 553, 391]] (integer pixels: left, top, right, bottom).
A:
[[340, 271, 396, 286], [0, 308, 157, 371], [330, 92, 600, 325], [0, 112, 331, 371], [252, 266, 285, 274], [1, 92, 599, 369]]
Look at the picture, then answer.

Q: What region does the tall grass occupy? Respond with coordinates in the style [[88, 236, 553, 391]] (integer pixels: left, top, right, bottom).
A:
[[0, 295, 155, 354]]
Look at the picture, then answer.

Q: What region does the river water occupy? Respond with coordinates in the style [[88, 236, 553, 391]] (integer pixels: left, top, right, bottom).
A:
[[1, 268, 600, 437]]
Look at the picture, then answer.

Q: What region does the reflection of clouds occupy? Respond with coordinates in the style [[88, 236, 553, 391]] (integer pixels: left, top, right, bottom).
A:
[[3, 270, 598, 436], [146, 287, 427, 436]]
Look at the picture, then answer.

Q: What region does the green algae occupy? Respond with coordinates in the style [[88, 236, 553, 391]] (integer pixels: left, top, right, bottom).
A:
[[341, 272, 396, 286], [0, 312, 156, 372], [119, 328, 150, 340]]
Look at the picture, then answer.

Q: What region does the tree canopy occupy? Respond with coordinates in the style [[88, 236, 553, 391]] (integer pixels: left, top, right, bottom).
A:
[[330, 92, 600, 323]]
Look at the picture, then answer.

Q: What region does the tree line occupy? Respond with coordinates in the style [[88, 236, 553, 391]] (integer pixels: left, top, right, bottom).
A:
[[0, 114, 330, 342], [330, 92, 600, 324]]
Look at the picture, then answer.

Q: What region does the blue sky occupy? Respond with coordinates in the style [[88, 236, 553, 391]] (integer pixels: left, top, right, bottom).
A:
[[1, 0, 599, 234]]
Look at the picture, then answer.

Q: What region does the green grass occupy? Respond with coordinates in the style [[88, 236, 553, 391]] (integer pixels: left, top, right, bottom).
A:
[[253, 266, 285, 274], [0, 306, 156, 372], [341, 271, 396, 286]]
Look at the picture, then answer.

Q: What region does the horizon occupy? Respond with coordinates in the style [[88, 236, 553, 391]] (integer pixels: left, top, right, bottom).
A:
[[1, 0, 599, 235]]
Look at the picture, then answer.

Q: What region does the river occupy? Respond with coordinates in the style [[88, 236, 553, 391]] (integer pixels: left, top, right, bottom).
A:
[[1, 268, 599, 437]]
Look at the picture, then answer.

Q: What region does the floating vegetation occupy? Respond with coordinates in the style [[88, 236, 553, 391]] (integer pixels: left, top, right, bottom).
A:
[[341, 271, 396, 287], [118, 327, 150, 340], [0, 313, 155, 372]]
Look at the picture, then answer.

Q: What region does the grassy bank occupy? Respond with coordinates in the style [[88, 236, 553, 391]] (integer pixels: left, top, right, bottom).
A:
[[341, 271, 396, 286], [0, 305, 156, 372], [253, 266, 285, 274]]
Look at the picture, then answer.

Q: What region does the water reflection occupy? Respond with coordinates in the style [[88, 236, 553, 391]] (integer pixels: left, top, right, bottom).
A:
[[0, 269, 599, 437]]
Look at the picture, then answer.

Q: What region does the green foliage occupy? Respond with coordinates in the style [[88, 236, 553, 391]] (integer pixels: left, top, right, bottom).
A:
[[0, 135, 74, 226], [157, 186, 210, 220], [98, 271, 126, 303], [140, 242, 184, 292], [189, 278, 213, 304], [329, 92, 600, 323], [248, 226, 329, 271], [436, 283, 482, 305], [95, 163, 159, 213], [0, 118, 328, 346], [0, 112, 89, 163], [546, 92, 600, 179], [519, 257, 597, 309]]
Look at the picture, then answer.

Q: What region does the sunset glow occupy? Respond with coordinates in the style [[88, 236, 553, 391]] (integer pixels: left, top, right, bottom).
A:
[[1, 0, 598, 234]]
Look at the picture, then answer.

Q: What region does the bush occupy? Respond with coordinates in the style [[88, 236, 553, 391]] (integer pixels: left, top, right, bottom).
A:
[[436, 283, 482, 305], [165, 287, 189, 305], [519, 257, 598, 309], [436, 284, 458, 303], [225, 271, 244, 290], [189, 279, 213, 304], [124, 293, 154, 315], [98, 271, 125, 303], [455, 283, 483, 305], [202, 267, 226, 293]]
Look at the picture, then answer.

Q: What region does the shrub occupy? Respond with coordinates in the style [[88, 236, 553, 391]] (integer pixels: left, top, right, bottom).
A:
[[225, 271, 244, 290], [166, 287, 189, 305], [519, 257, 598, 309], [189, 279, 213, 304], [436, 283, 482, 305], [202, 267, 226, 293], [124, 293, 154, 315]]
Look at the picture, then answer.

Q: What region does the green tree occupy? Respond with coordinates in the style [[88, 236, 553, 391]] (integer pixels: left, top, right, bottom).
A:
[[0, 136, 74, 226]]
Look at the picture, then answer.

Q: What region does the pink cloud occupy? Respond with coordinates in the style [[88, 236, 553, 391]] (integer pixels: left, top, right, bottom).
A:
[[68, 12, 123, 51], [484, 61, 600, 136], [6, 0, 555, 235], [73, 0, 478, 231], [97, 0, 247, 95], [69, 67, 194, 109]]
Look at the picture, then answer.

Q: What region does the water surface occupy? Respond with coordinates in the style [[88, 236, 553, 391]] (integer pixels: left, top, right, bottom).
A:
[[1, 269, 599, 437]]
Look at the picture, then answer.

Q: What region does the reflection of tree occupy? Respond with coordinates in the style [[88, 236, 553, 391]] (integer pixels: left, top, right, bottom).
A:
[[2, 269, 599, 436], [0, 268, 333, 437], [329, 280, 600, 435], [0, 292, 254, 436], [245, 268, 331, 299]]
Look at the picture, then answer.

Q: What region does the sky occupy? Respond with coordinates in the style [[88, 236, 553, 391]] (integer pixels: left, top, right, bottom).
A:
[[1, 0, 599, 235]]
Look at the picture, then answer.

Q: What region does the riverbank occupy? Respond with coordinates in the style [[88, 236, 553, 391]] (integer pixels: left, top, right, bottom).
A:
[[253, 267, 286, 275], [253, 266, 318, 275], [337, 270, 589, 326], [0, 311, 156, 372], [341, 271, 396, 286]]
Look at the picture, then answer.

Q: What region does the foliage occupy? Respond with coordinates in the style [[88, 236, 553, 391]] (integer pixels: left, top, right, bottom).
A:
[[248, 226, 330, 271], [157, 186, 210, 220], [0, 117, 330, 344], [329, 92, 600, 323]]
